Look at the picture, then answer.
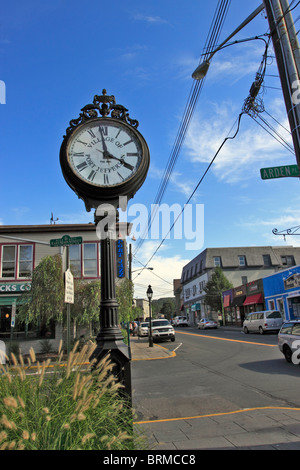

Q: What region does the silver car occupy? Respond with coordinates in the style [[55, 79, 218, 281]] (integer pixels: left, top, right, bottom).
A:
[[198, 318, 218, 329], [138, 322, 149, 337], [150, 319, 175, 342], [243, 310, 283, 335], [278, 320, 300, 363]]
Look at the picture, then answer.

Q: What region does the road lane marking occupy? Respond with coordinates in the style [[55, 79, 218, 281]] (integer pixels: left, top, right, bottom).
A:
[[176, 330, 277, 347], [133, 406, 300, 425]]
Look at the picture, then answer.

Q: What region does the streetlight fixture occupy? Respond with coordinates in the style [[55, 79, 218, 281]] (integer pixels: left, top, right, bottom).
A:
[[146, 285, 153, 347], [192, 4, 265, 80], [132, 267, 154, 273]]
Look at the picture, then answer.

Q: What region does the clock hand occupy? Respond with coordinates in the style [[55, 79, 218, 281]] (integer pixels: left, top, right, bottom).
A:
[[99, 127, 109, 155], [103, 152, 135, 171]]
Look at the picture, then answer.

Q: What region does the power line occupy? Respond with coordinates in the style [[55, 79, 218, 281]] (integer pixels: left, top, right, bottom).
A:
[[133, 0, 232, 256]]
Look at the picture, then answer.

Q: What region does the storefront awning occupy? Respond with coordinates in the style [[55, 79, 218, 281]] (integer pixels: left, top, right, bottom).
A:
[[231, 295, 246, 307], [223, 295, 230, 308], [243, 294, 263, 306]]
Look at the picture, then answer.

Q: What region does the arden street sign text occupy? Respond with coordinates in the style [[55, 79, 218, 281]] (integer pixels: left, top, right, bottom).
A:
[[50, 235, 83, 247], [260, 164, 300, 180]]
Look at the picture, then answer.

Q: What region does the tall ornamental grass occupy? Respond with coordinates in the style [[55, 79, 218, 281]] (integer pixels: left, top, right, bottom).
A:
[[0, 341, 137, 450]]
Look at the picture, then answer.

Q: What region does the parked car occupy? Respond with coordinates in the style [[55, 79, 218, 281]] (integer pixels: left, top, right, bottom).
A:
[[174, 316, 188, 327], [150, 319, 175, 342], [278, 320, 300, 363], [137, 322, 149, 337], [197, 318, 218, 329], [243, 310, 283, 335]]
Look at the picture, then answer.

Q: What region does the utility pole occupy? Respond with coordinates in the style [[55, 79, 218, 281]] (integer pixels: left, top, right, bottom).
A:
[[263, 0, 300, 167]]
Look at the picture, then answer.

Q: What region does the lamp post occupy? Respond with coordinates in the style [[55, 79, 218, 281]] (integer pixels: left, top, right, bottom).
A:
[[147, 285, 153, 347], [192, 4, 265, 80]]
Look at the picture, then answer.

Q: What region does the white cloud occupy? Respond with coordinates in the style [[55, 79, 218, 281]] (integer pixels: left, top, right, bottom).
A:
[[132, 240, 189, 299], [184, 99, 294, 184]]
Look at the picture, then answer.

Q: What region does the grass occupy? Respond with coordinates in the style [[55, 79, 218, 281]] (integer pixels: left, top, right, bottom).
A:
[[0, 341, 142, 450]]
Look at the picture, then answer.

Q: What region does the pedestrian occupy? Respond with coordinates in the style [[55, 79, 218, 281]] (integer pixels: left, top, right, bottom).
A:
[[133, 321, 137, 336]]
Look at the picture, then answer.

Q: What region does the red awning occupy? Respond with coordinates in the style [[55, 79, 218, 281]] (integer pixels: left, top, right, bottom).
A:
[[243, 294, 263, 306], [223, 295, 230, 308]]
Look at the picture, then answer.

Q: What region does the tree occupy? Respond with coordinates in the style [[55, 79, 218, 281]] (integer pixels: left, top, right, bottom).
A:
[[116, 278, 134, 324], [72, 279, 101, 335], [18, 254, 64, 333], [204, 267, 233, 312]]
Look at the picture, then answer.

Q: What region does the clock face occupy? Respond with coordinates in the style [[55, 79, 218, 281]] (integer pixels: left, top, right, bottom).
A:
[[67, 119, 143, 187]]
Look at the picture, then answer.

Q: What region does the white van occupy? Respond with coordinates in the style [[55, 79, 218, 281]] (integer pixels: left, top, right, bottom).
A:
[[243, 310, 283, 335]]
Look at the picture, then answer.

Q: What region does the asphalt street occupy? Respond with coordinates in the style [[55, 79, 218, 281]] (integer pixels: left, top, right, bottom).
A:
[[131, 327, 300, 450]]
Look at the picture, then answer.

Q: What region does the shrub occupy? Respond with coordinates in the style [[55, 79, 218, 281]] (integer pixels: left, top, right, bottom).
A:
[[0, 341, 136, 450]]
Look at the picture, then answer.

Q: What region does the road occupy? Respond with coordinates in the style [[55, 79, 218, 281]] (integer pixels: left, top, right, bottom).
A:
[[132, 326, 300, 422]]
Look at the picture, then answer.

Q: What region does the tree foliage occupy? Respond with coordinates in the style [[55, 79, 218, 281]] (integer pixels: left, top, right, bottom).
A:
[[204, 267, 233, 312], [18, 254, 64, 329]]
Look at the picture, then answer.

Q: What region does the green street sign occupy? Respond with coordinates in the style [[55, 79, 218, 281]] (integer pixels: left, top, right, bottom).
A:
[[50, 235, 83, 247], [260, 164, 300, 180]]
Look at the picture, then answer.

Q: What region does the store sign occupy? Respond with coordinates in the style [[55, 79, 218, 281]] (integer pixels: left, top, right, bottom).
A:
[[284, 273, 300, 290], [116, 239, 125, 278], [0, 282, 31, 294]]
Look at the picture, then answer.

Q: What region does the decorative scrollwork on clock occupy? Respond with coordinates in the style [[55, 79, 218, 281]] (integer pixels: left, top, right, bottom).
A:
[[65, 89, 139, 136]]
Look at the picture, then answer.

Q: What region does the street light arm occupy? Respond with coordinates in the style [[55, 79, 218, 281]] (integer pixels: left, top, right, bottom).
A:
[[192, 3, 265, 79]]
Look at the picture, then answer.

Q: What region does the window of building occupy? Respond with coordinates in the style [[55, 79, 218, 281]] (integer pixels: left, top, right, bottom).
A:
[[238, 255, 246, 266], [83, 243, 97, 277], [263, 254, 271, 266], [192, 285, 197, 296], [69, 244, 81, 277], [69, 242, 99, 278], [281, 255, 295, 266], [213, 256, 221, 267], [241, 276, 248, 285], [19, 245, 33, 278], [1, 244, 33, 279]]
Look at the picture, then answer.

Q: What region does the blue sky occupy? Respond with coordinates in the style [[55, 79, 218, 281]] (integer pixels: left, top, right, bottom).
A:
[[1, 1, 300, 299]]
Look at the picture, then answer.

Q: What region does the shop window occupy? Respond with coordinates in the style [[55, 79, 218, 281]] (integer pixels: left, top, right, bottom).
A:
[[1, 245, 33, 279], [268, 300, 275, 310]]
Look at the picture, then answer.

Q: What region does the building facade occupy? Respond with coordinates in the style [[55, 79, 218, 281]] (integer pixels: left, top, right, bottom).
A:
[[0, 223, 127, 354], [181, 246, 300, 324], [263, 265, 300, 320]]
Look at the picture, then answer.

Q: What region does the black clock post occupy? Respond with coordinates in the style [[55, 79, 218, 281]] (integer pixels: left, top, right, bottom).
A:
[[60, 90, 150, 401]]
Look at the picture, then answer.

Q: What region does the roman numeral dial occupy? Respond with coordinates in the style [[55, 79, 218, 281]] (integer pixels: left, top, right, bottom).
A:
[[67, 119, 143, 188]]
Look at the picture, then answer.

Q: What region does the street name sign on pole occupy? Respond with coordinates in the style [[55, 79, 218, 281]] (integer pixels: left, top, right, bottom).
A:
[[260, 164, 300, 180], [50, 235, 82, 247]]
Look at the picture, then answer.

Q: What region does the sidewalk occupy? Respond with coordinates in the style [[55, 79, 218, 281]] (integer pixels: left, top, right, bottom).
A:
[[130, 335, 300, 450]]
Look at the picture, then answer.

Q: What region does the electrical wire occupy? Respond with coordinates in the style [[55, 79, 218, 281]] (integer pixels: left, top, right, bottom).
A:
[[133, 0, 232, 256], [137, 112, 244, 273]]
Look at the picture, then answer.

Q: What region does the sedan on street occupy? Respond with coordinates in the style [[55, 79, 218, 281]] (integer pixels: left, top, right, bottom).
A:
[[138, 322, 149, 337], [198, 318, 218, 329]]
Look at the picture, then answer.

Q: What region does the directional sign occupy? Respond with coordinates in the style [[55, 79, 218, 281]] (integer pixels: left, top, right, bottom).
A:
[[50, 235, 82, 247], [260, 164, 300, 180]]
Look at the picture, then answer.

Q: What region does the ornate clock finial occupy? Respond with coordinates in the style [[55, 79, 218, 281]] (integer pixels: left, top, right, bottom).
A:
[[65, 89, 139, 136]]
